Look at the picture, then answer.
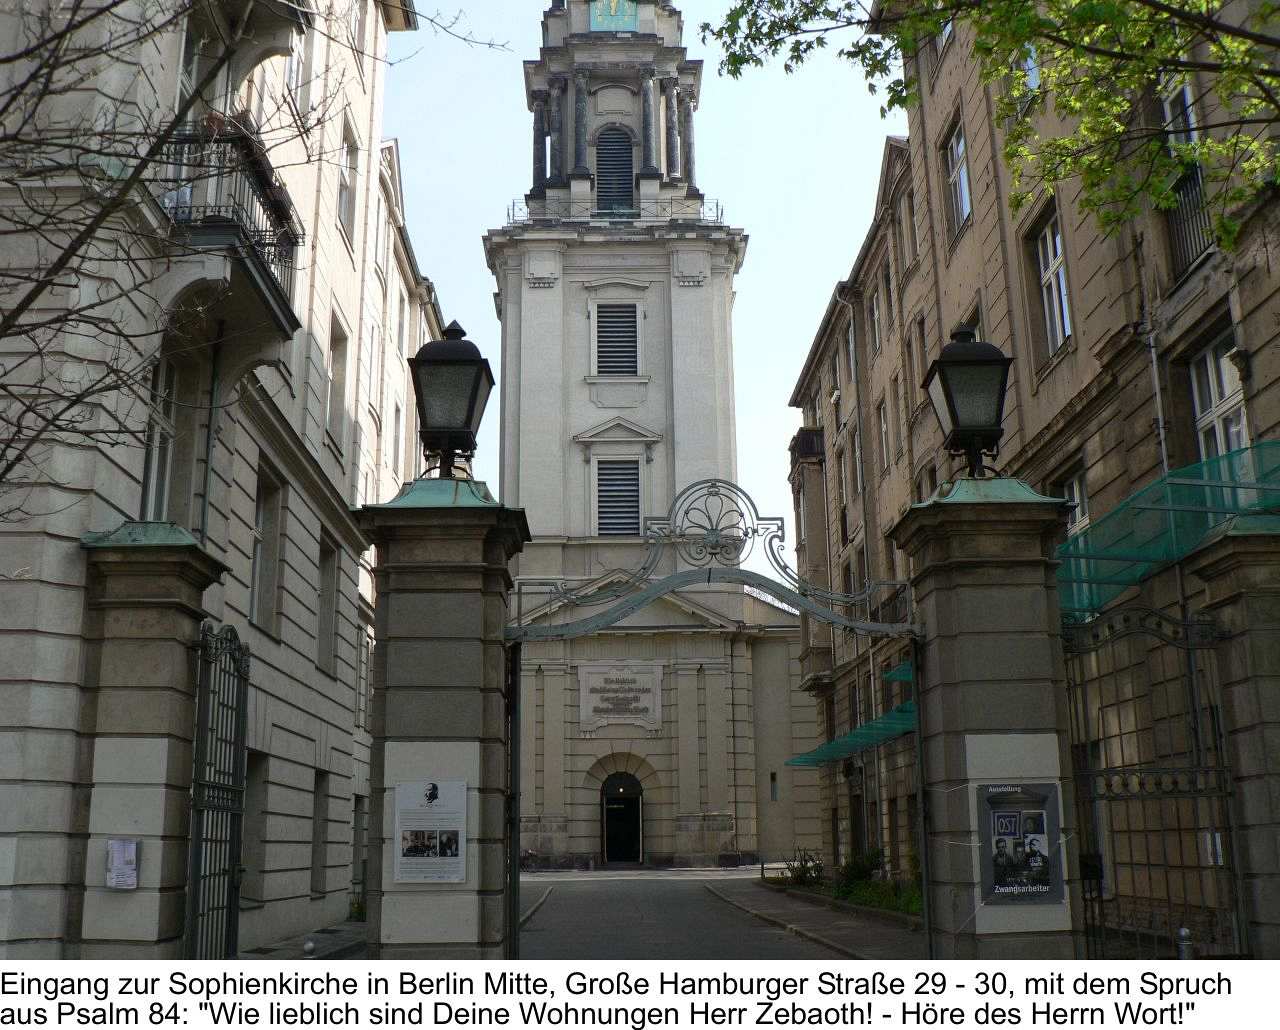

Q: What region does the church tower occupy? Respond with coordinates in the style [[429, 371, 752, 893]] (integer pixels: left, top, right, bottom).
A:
[[484, 0, 818, 868]]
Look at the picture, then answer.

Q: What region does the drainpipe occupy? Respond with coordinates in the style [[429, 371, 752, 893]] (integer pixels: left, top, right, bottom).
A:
[[198, 324, 224, 545]]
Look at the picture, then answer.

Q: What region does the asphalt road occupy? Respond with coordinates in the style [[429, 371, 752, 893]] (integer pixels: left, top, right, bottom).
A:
[[519, 872, 838, 960]]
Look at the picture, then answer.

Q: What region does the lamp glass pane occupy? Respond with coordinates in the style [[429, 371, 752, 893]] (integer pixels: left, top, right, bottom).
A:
[[420, 365, 476, 431], [468, 373, 493, 436], [927, 374, 953, 437], [945, 364, 1005, 427]]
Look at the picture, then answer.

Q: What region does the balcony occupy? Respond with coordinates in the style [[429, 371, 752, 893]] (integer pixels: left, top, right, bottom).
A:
[[156, 122, 304, 336], [507, 196, 724, 226], [789, 427, 824, 460], [1166, 167, 1213, 280]]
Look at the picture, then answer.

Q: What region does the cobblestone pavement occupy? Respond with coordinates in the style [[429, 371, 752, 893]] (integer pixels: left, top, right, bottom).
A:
[[519, 872, 841, 960], [707, 879, 928, 961]]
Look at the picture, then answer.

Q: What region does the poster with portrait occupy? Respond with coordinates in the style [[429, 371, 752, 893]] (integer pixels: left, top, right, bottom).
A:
[[978, 783, 1064, 905], [590, 0, 639, 32], [394, 781, 467, 883]]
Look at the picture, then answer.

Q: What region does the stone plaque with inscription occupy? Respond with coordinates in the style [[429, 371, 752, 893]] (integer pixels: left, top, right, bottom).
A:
[[577, 663, 663, 733]]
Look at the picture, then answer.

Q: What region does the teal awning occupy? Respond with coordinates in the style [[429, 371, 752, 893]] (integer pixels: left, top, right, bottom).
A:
[[882, 660, 913, 683], [786, 702, 917, 767], [1057, 443, 1280, 617]]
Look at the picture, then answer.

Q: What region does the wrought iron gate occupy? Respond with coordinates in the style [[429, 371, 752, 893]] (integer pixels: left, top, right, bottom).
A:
[[186, 623, 251, 959], [1063, 607, 1246, 958]]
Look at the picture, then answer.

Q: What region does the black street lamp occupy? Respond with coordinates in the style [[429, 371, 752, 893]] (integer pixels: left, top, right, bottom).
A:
[[922, 329, 1013, 478], [407, 321, 494, 480]]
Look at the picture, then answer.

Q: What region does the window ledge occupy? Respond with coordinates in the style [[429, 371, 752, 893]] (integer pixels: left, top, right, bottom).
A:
[[584, 375, 651, 384], [1033, 336, 1077, 388], [325, 430, 345, 461], [336, 221, 357, 263], [945, 215, 973, 259]]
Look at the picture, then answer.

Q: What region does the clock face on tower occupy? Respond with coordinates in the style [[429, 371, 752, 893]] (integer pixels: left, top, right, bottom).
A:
[[590, 0, 638, 31]]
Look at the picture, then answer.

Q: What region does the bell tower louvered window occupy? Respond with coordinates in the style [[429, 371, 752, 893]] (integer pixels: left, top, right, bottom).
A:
[[595, 304, 639, 375], [596, 128, 634, 213], [597, 460, 641, 536]]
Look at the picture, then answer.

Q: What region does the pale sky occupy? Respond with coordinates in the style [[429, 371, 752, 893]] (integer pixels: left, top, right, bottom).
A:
[[384, 1, 906, 544]]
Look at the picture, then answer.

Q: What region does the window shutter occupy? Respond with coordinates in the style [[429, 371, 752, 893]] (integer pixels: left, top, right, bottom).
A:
[[597, 460, 641, 536], [595, 304, 638, 375], [596, 128, 634, 212]]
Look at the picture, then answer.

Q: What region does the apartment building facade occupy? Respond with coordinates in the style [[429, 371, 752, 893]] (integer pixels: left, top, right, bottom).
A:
[[0, 1, 442, 957], [789, 18, 1280, 956]]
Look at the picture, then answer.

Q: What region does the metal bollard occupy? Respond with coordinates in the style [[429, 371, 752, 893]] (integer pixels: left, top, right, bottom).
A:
[[1177, 926, 1196, 960]]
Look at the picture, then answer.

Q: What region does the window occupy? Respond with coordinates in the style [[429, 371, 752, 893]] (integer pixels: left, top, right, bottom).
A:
[[396, 291, 407, 357], [355, 627, 373, 733], [311, 770, 330, 897], [938, 18, 954, 51], [898, 190, 918, 266], [829, 350, 842, 422], [317, 535, 339, 673], [596, 128, 634, 212], [176, 21, 200, 116], [373, 195, 386, 274], [852, 432, 863, 495], [890, 375, 903, 457], [348, 0, 367, 54], [854, 545, 867, 593], [869, 291, 882, 353], [1034, 212, 1072, 356], [249, 464, 283, 629], [881, 263, 894, 325], [1022, 45, 1042, 96], [796, 481, 806, 545], [824, 695, 837, 742], [140, 358, 179, 521], [286, 29, 310, 111], [836, 447, 850, 545], [326, 314, 349, 444], [338, 123, 358, 239], [877, 401, 890, 471], [914, 317, 929, 395], [597, 460, 641, 536], [1059, 470, 1090, 534], [1162, 80, 1198, 148], [392, 403, 402, 475], [1190, 333, 1248, 460], [770, 772, 779, 803], [241, 751, 268, 903], [944, 120, 972, 233], [915, 464, 939, 503], [595, 304, 639, 375]]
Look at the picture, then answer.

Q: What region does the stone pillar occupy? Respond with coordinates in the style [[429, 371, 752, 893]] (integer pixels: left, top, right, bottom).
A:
[[531, 91, 548, 193], [679, 88, 697, 192], [890, 479, 1075, 959], [77, 523, 226, 959], [571, 68, 590, 178], [663, 78, 682, 180], [640, 66, 661, 176], [1186, 529, 1280, 957], [548, 77, 566, 185], [358, 479, 529, 960]]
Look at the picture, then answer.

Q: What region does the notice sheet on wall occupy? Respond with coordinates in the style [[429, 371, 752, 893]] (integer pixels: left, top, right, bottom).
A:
[[394, 781, 467, 884], [106, 839, 138, 890]]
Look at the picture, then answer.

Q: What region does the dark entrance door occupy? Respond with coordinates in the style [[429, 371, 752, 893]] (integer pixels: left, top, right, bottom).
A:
[[602, 772, 642, 864]]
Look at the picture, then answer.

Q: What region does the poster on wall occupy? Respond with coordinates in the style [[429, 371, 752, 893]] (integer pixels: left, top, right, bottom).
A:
[[977, 782, 1065, 905], [394, 781, 467, 884]]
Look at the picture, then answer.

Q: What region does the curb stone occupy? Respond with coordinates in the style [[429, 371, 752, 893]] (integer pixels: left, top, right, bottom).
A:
[[703, 883, 864, 960]]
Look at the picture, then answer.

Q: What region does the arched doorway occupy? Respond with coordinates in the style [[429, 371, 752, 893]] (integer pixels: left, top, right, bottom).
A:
[[601, 772, 643, 864]]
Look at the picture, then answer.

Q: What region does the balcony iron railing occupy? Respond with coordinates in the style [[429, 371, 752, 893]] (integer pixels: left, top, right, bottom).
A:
[[789, 427, 824, 460], [1166, 167, 1213, 280], [156, 128, 303, 300], [507, 196, 725, 226]]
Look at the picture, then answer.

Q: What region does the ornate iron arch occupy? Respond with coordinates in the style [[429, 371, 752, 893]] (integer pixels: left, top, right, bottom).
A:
[[506, 478, 920, 641]]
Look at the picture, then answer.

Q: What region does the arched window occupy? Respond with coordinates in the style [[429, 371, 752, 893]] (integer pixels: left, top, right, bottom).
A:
[[595, 128, 634, 213]]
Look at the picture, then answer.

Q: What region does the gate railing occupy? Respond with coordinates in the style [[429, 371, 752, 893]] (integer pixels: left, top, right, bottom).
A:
[[1062, 606, 1245, 958], [186, 623, 251, 959]]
